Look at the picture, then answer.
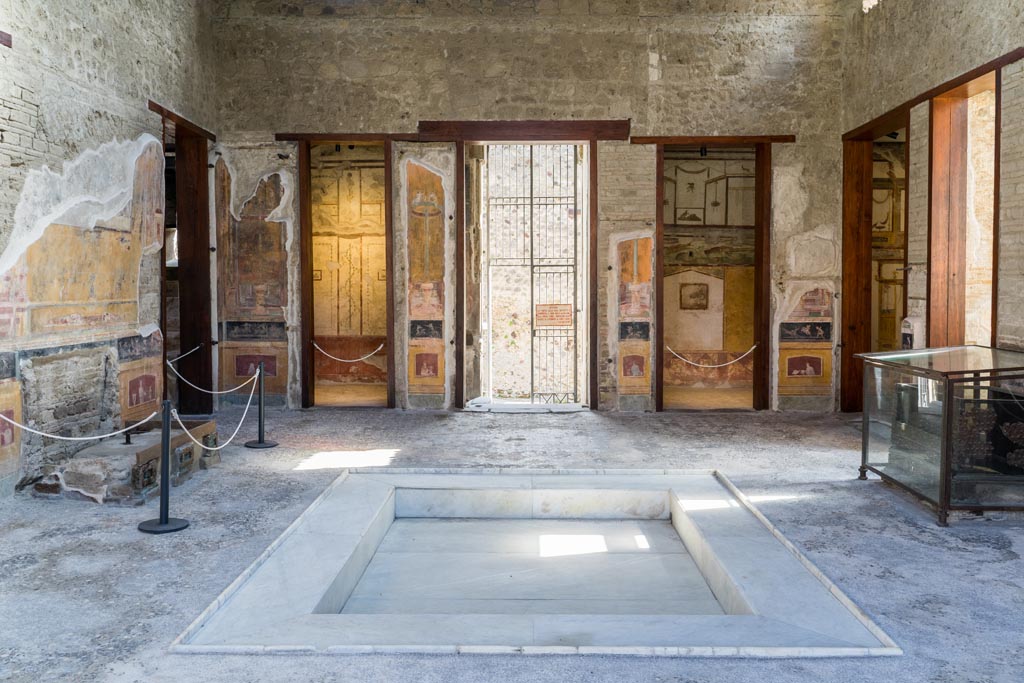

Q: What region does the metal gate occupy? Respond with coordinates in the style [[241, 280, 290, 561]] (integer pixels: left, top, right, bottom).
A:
[[485, 144, 581, 403]]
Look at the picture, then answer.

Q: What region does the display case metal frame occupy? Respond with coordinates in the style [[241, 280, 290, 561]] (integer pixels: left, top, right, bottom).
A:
[[856, 345, 1024, 526]]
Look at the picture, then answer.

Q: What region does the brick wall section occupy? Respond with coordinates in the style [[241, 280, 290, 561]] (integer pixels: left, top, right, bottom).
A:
[[597, 141, 656, 410], [18, 348, 121, 482], [997, 59, 1024, 350], [906, 102, 930, 322]]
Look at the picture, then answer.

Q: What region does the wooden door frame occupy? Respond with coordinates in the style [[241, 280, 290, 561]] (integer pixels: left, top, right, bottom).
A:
[[644, 136, 793, 411], [149, 101, 216, 416], [839, 54, 1014, 411], [839, 108, 910, 413], [278, 134, 397, 409]]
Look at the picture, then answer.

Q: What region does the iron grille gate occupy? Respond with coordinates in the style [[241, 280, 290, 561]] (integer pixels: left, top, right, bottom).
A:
[[486, 144, 581, 403]]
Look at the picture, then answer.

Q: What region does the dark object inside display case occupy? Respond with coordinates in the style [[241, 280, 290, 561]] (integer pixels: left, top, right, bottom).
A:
[[857, 346, 1024, 525]]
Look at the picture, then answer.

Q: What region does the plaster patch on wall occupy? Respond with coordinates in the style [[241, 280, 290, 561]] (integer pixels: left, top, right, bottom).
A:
[[3, 135, 162, 275], [784, 225, 840, 279], [648, 50, 662, 82]]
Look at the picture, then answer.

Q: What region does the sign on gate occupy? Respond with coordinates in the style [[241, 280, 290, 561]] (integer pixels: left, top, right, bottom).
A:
[[535, 304, 573, 327]]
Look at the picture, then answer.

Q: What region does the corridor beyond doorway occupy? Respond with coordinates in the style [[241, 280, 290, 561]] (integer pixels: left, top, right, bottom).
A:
[[465, 144, 590, 409]]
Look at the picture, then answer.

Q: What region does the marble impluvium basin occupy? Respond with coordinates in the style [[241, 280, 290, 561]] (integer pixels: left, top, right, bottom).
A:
[[174, 469, 900, 657]]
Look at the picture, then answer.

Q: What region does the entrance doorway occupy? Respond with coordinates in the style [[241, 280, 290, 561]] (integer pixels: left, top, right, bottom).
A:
[[658, 144, 764, 411], [308, 142, 390, 407], [464, 143, 590, 409]]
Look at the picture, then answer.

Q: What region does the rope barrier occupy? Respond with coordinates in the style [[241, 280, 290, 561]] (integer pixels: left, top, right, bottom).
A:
[[667, 344, 757, 369], [171, 368, 259, 452], [313, 341, 384, 364], [167, 344, 203, 364], [0, 410, 158, 442], [165, 360, 259, 395]]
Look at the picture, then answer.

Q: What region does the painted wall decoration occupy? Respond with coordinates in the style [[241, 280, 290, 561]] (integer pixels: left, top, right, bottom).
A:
[[215, 160, 291, 398], [224, 321, 287, 342], [618, 238, 652, 319], [788, 287, 833, 319], [780, 321, 832, 342], [0, 135, 166, 489], [220, 343, 288, 396], [666, 269, 724, 350], [778, 287, 835, 397], [217, 161, 288, 323], [662, 215, 755, 395], [664, 352, 755, 388], [619, 341, 651, 395], [405, 160, 447, 396], [0, 355, 21, 481], [786, 355, 823, 377], [663, 157, 755, 228], [117, 332, 164, 423], [235, 354, 277, 377], [619, 321, 650, 341], [0, 140, 164, 345], [615, 237, 653, 398], [679, 283, 709, 310], [410, 320, 443, 339], [778, 344, 833, 396]]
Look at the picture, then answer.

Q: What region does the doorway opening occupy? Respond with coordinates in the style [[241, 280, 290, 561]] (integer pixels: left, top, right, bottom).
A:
[[659, 145, 758, 411], [151, 103, 214, 416], [464, 143, 590, 410], [309, 142, 389, 407], [869, 129, 908, 354]]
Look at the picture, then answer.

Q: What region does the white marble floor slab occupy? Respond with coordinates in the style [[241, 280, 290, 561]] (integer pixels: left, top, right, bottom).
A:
[[342, 519, 723, 615]]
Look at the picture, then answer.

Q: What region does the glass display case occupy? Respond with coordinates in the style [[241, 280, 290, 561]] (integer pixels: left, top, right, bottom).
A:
[[857, 346, 1024, 525]]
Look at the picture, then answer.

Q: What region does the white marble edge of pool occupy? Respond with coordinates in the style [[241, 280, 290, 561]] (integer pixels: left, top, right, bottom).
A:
[[171, 468, 902, 658]]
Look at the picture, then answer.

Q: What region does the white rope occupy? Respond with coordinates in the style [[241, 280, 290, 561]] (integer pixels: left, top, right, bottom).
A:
[[166, 360, 259, 395], [667, 344, 758, 369], [0, 410, 158, 442], [313, 341, 384, 364], [167, 344, 203, 364], [171, 369, 259, 452]]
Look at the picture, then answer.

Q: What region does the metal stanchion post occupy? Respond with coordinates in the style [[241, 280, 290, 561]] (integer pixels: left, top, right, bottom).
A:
[[139, 400, 190, 534], [245, 361, 277, 449]]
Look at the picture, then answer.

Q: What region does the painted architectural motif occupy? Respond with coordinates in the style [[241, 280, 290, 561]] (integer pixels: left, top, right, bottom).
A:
[[616, 237, 653, 396], [405, 160, 447, 396]]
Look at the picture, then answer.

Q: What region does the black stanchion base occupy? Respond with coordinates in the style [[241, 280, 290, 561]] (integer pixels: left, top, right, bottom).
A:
[[138, 518, 190, 534], [244, 439, 278, 449]]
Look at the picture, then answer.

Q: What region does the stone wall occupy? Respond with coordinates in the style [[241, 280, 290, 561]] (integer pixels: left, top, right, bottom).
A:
[[0, 0, 217, 254], [204, 0, 847, 411], [842, 0, 1024, 132]]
